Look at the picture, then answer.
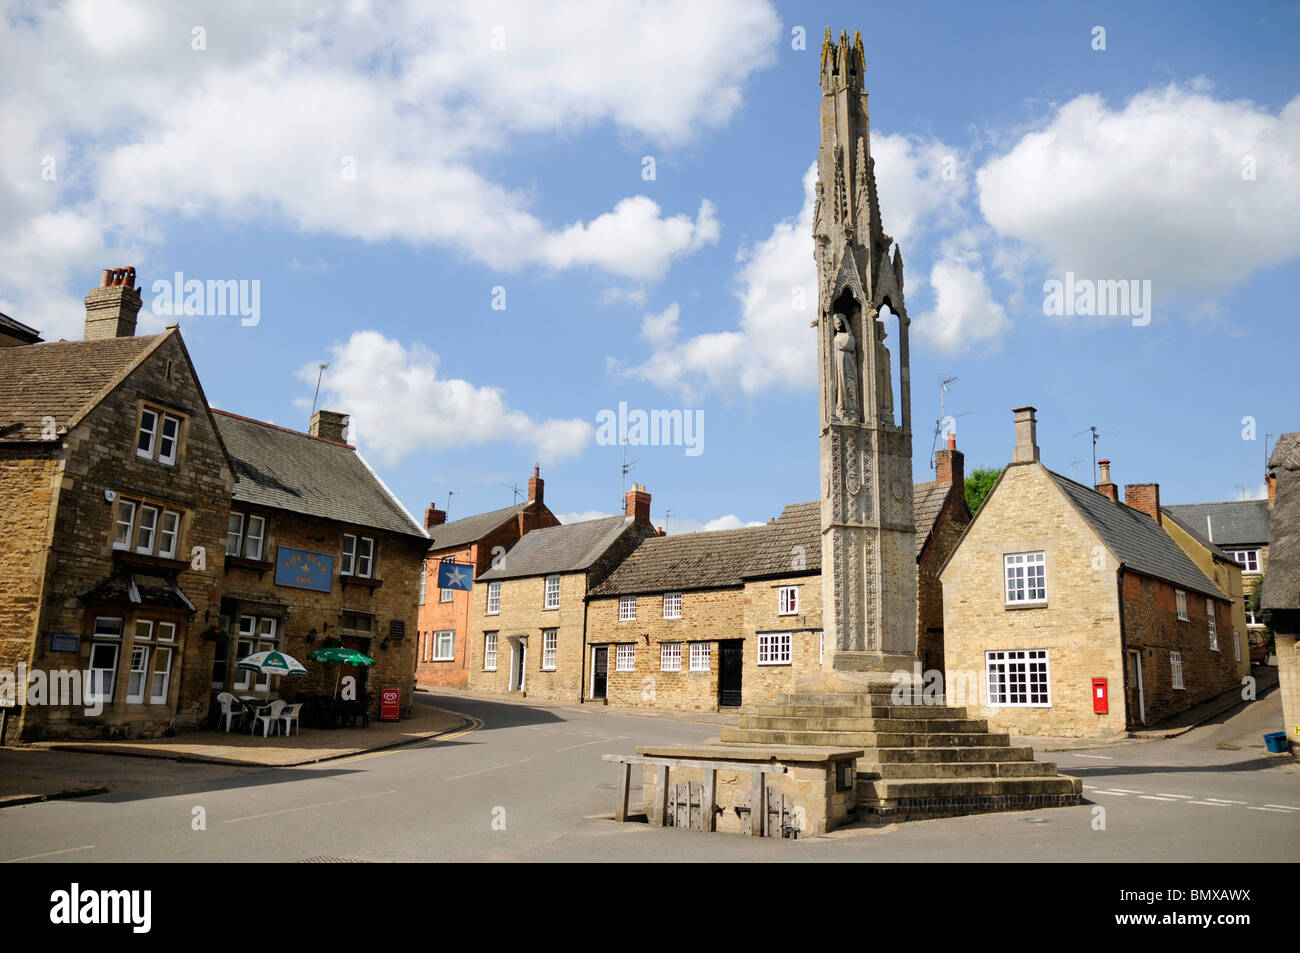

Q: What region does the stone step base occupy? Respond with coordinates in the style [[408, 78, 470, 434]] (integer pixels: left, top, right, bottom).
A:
[[859, 790, 1085, 822], [753, 704, 970, 720], [859, 775, 1083, 800], [778, 693, 912, 707], [864, 745, 1038, 763], [856, 760, 1062, 779], [740, 716, 989, 733], [720, 728, 1012, 748]]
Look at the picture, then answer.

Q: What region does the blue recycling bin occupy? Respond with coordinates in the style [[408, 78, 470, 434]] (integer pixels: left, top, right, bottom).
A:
[[1263, 731, 1289, 753]]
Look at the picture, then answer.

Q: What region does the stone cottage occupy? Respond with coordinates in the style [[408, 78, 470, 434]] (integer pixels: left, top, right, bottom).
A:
[[1261, 432, 1299, 753], [0, 269, 234, 740], [416, 467, 559, 690], [941, 407, 1238, 737], [212, 408, 429, 718], [470, 486, 658, 701]]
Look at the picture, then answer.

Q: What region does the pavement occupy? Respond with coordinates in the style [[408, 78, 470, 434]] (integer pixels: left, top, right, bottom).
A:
[[0, 688, 1295, 862]]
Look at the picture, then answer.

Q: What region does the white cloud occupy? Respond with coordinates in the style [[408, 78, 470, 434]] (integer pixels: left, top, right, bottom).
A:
[[556, 510, 616, 524], [666, 514, 766, 534], [0, 0, 779, 337], [978, 84, 1300, 300], [912, 229, 1011, 354], [300, 330, 593, 466], [639, 303, 681, 348]]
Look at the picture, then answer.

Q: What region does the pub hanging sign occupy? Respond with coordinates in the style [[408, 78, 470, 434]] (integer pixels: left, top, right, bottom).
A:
[[274, 547, 335, 592]]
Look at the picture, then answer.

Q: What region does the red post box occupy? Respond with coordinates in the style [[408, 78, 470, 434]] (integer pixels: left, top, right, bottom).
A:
[[1092, 677, 1108, 714], [380, 689, 400, 722]]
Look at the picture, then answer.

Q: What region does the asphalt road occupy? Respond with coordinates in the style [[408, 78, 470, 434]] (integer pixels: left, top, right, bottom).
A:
[[1, 690, 1296, 862]]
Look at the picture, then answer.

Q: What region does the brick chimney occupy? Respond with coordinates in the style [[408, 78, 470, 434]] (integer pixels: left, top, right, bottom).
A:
[[1124, 483, 1161, 524], [84, 267, 143, 340], [1095, 458, 1119, 502], [1012, 406, 1040, 464], [935, 432, 965, 495], [528, 465, 544, 505], [1267, 470, 1277, 508], [309, 410, 349, 443], [625, 483, 652, 525], [424, 504, 447, 529]]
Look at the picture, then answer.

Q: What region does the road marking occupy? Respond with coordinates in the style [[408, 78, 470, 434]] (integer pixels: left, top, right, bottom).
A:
[[1156, 793, 1194, 799], [1107, 788, 1145, 794], [1264, 804, 1300, 811], [1248, 806, 1294, 813], [1187, 801, 1231, 806], [1069, 753, 1113, 760], [1092, 790, 1130, 796], [1139, 795, 1178, 801], [2, 845, 94, 863], [1205, 798, 1246, 804], [315, 711, 482, 766], [447, 758, 531, 781], [556, 737, 623, 752], [224, 790, 396, 823]]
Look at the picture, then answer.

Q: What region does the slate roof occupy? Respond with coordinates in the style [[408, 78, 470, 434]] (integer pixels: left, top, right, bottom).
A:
[[80, 571, 195, 612], [427, 502, 528, 552], [744, 502, 821, 577], [1050, 471, 1223, 599], [589, 524, 770, 596], [213, 410, 426, 539], [0, 334, 163, 441], [478, 515, 634, 581], [1163, 500, 1272, 548], [913, 481, 953, 557], [1262, 432, 1300, 611]]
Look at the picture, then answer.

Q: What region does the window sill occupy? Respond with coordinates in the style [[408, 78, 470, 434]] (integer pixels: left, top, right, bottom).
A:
[[112, 550, 189, 574], [1004, 601, 1048, 611], [225, 555, 274, 574], [340, 574, 383, 591]]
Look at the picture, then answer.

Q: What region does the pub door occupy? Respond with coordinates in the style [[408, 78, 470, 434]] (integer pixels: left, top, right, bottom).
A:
[[718, 640, 743, 708], [591, 646, 608, 700]]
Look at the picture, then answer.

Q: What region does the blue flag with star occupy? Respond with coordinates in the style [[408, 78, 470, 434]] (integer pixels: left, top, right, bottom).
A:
[[437, 561, 473, 591]]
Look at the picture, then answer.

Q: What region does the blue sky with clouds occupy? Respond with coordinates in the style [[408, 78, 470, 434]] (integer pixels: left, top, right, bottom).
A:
[[3, 0, 1297, 531]]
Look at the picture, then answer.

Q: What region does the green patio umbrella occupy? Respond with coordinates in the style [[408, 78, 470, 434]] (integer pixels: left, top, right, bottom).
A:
[[307, 646, 375, 698], [237, 649, 308, 678]]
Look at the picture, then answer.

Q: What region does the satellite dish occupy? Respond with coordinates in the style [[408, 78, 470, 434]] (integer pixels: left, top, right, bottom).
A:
[[104, 489, 117, 503]]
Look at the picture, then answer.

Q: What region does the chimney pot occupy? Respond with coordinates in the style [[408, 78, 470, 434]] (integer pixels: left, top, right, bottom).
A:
[[424, 503, 447, 529], [1095, 458, 1119, 501], [84, 267, 143, 340], [624, 483, 652, 525], [1012, 405, 1040, 464], [935, 435, 965, 492], [527, 466, 544, 505]]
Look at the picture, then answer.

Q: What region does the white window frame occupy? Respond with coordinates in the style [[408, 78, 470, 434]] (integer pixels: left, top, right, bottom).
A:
[[242, 515, 265, 560], [1207, 598, 1219, 651], [134, 619, 153, 642], [778, 586, 799, 616], [233, 616, 256, 691], [134, 504, 158, 554], [615, 643, 635, 671], [619, 595, 636, 621], [542, 628, 558, 671], [432, 630, 455, 662], [126, 644, 149, 704], [1228, 549, 1260, 573], [114, 500, 136, 550], [1176, 589, 1188, 621], [156, 621, 176, 643], [418, 562, 427, 605], [1234, 631, 1241, 662], [158, 510, 180, 559], [136, 408, 157, 459], [341, 534, 356, 575], [158, 414, 180, 465], [440, 557, 456, 602], [88, 642, 119, 703], [484, 632, 499, 671], [487, 581, 501, 615], [544, 574, 561, 610], [663, 592, 682, 619], [660, 642, 682, 672], [149, 647, 172, 704], [1171, 650, 1185, 690], [356, 536, 375, 578], [689, 642, 710, 672], [757, 632, 792, 666], [985, 649, 1051, 707], [1004, 551, 1047, 605]]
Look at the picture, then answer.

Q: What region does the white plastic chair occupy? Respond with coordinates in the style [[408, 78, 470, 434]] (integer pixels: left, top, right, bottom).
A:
[[216, 692, 245, 733], [279, 703, 303, 737], [252, 699, 286, 737]]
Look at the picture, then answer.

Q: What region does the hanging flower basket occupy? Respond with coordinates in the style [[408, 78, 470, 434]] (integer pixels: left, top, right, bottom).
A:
[[199, 624, 225, 642]]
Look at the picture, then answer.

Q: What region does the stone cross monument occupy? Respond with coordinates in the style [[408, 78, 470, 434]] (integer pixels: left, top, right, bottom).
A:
[[812, 29, 917, 677]]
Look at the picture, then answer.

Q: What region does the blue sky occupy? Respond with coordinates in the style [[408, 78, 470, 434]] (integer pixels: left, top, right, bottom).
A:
[[3, 0, 1297, 531]]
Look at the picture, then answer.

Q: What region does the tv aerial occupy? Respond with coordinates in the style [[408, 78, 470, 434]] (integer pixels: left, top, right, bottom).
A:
[[1072, 425, 1120, 485]]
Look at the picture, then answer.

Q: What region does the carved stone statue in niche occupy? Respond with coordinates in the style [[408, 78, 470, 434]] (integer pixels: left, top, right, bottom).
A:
[[870, 306, 893, 419], [831, 313, 859, 421]]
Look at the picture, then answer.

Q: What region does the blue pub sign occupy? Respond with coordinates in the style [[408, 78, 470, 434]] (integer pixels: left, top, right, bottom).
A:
[[275, 547, 335, 592]]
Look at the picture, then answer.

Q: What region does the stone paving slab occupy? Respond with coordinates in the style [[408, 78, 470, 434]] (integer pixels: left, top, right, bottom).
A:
[[18, 703, 467, 769]]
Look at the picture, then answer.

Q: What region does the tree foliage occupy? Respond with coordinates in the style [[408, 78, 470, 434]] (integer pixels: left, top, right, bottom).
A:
[[964, 466, 1001, 514]]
